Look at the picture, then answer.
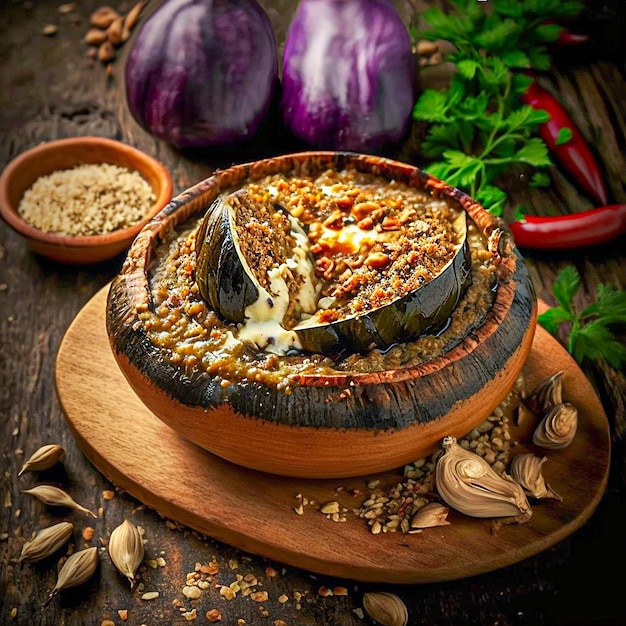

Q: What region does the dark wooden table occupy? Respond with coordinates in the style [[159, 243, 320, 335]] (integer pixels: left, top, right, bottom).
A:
[[1, 1, 625, 625]]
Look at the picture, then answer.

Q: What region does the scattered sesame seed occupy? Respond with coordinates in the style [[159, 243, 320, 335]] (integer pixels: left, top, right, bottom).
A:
[[141, 591, 159, 601]]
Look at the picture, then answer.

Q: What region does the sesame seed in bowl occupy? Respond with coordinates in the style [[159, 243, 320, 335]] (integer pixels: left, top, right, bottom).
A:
[[0, 136, 173, 265]]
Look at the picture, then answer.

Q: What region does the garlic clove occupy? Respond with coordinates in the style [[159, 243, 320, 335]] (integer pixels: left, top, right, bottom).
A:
[[525, 371, 564, 414], [532, 402, 578, 449], [435, 436, 532, 523], [409, 502, 450, 529], [18, 521, 74, 563], [18, 444, 65, 476], [108, 519, 144, 588], [363, 591, 408, 626], [45, 546, 99, 605], [22, 485, 98, 518], [510, 453, 562, 501]]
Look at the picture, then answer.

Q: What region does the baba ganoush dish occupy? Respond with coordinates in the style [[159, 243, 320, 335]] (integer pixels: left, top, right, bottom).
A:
[[106, 152, 536, 478], [142, 168, 495, 389]]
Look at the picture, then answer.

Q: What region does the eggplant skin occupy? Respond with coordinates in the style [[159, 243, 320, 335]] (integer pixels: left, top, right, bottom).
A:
[[195, 197, 258, 323], [295, 239, 472, 355]]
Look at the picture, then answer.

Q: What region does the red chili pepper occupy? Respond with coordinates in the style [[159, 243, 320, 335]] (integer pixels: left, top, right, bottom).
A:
[[509, 204, 626, 250], [555, 29, 589, 46], [541, 20, 589, 46], [521, 79, 609, 206]]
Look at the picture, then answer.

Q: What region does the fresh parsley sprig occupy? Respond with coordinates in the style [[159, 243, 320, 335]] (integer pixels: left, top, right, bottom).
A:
[[413, 62, 551, 215], [411, 0, 583, 215], [539, 266, 626, 371]]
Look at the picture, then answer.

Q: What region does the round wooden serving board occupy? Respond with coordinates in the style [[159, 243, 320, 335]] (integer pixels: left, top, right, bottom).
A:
[[55, 287, 610, 584]]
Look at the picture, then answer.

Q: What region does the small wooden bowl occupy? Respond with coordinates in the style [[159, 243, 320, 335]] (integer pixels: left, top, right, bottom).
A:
[[106, 152, 537, 478], [0, 136, 173, 264]]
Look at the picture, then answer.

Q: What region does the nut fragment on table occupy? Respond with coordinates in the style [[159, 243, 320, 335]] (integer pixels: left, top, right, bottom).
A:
[[85, 1, 147, 69], [89, 5, 120, 29], [409, 502, 450, 529]]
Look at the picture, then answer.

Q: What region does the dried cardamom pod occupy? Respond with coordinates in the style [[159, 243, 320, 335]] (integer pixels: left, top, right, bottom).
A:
[[108, 519, 144, 588], [363, 591, 408, 626], [435, 436, 532, 523], [18, 521, 74, 563], [532, 402, 578, 449], [18, 444, 65, 476], [510, 453, 562, 501], [45, 546, 99, 605], [409, 502, 450, 529], [22, 485, 98, 518], [526, 371, 564, 414]]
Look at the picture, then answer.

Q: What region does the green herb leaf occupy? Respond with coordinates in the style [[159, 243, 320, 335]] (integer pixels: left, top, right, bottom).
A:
[[513, 206, 527, 221], [538, 266, 626, 370], [412, 90, 450, 123], [476, 185, 507, 216], [551, 265, 580, 314], [412, 0, 581, 215], [501, 49, 531, 69], [530, 171, 552, 187], [457, 59, 481, 79], [579, 284, 626, 324], [571, 322, 626, 370], [537, 306, 574, 335], [441, 149, 477, 169], [514, 138, 552, 167], [535, 23, 563, 43], [555, 127, 574, 145], [474, 19, 520, 51]]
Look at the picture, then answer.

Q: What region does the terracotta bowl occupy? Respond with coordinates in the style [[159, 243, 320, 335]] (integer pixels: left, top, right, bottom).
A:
[[0, 136, 173, 264], [106, 152, 537, 478]]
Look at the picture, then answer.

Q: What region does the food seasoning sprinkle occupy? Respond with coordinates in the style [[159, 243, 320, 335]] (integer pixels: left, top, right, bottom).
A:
[[17, 163, 155, 236], [141, 591, 159, 601]]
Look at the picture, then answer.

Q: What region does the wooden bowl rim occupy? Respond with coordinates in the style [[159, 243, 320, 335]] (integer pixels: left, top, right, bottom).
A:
[[0, 136, 173, 249], [111, 151, 529, 387]]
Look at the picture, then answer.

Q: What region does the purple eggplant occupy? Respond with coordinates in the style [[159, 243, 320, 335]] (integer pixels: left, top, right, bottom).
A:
[[125, 0, 278, 149], [280, 0, 416, 152]]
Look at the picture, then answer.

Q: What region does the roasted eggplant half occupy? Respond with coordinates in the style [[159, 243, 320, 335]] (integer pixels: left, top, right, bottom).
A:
[[294, 212, 471, 353], [195, 189, 319, 327]]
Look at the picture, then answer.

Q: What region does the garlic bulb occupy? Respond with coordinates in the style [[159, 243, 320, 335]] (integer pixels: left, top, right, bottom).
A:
[[510, 453, 562, 501], [526, 371, 564, 414], [532, 402, 577, 449], [435, 436, 532, 523]]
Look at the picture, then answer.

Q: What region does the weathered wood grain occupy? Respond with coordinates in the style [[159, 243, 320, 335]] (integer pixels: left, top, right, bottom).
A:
[[1, 0, 625, 624]]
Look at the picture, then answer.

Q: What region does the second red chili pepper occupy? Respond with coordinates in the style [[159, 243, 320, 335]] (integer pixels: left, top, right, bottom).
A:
[[509, 204, 626, 250], [521, 79, 609, 206]]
